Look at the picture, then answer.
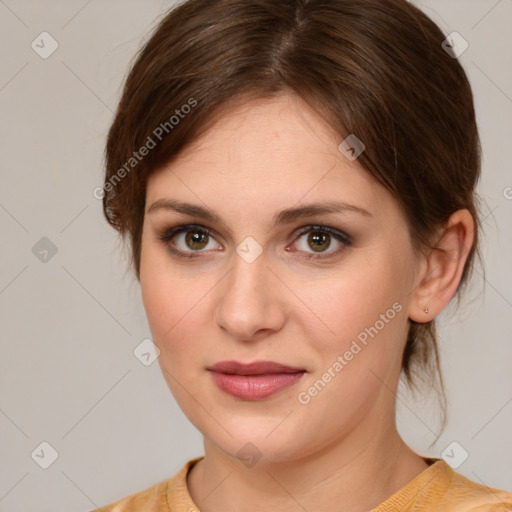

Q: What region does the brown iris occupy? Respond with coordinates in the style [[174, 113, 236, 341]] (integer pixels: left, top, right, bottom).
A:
[[307, 231, 331, 252], [185, 231, 209, 250]]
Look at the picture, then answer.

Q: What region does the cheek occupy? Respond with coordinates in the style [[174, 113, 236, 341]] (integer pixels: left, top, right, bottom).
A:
[[140, 254, 215, 426], [139, 245, 215, 360], [298, 266, 404, 343], [294, 274, 407, 424], [293, 256, 411, 401], [141, 272, 195, 345], [140, 243, 184, 343]]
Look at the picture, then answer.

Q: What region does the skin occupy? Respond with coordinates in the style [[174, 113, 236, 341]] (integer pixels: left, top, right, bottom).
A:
[[139, 92, 474, 512]]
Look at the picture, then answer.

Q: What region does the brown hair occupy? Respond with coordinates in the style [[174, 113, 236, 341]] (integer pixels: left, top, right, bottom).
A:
[[102, 0, 482, 438]]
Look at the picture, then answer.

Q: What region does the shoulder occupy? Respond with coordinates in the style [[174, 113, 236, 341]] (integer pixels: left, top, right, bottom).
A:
[[374, 459, 512, 511], [91, 456, 203, 512], [444, 467, 512, 511], [91, 478, 170, 512]]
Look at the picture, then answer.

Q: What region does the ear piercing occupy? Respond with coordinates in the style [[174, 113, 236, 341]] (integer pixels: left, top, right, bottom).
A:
[[424, 306, 430, 315]]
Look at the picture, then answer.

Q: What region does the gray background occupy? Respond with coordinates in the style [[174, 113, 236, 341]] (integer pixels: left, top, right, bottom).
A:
[[0, 1, 511, 510]]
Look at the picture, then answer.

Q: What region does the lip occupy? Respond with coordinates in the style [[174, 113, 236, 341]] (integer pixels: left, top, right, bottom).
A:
[[207, 360, 306, 400], [207, 360, 306, 375]]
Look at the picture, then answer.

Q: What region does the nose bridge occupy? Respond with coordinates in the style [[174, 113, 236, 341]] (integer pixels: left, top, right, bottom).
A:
[[215, 248, 282, 339], [226, 248, 268, 306]]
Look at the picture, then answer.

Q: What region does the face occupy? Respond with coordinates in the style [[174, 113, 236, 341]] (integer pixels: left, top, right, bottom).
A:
[[140, 93, 421, 465]]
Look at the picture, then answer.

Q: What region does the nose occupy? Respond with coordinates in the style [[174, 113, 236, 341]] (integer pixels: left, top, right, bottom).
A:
[[214, 252, 286, 342]]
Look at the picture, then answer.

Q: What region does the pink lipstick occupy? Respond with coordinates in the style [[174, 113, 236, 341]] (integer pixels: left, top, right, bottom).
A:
[[207, 361, 306, 400]]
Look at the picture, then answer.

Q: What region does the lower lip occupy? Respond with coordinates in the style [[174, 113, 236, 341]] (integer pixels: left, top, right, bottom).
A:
[[209, 371, 305, 400]]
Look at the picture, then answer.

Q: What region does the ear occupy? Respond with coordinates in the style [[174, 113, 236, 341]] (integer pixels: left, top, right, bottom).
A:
[[408, 209, 475, 323]]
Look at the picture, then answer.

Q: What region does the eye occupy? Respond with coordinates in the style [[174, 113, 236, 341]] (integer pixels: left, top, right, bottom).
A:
[[157, 224, 351, 260], [157, 224, 221, 259], [289, 225, 352, 260]]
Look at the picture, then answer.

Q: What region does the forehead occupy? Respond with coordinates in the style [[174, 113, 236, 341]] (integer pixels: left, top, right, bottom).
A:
[[186, 93, 338, 159], [145, 93, 392, 221]]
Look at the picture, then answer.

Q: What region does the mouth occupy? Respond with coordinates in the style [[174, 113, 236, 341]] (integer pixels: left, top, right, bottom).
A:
[[207, 360, 306, 400], [207, 360, 306, 375]]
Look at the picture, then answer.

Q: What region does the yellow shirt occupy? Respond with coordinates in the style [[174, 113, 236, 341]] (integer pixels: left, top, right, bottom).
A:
[[93, 456, 512, 511]]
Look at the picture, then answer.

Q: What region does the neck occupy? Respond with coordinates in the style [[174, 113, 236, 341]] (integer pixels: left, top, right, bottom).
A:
[[187, 408, 429, 512]]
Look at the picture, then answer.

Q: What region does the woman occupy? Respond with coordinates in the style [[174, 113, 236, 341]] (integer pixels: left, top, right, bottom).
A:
[[94, 0, 512, 510]]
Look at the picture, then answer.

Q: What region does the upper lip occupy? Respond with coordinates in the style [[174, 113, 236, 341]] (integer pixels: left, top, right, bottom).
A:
[[207, 360, 306, 375]]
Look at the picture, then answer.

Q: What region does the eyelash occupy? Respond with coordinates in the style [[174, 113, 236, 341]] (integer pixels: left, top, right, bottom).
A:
[[157, 224, 352, 261]]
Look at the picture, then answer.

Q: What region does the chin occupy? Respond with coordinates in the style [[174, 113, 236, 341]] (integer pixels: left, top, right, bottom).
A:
[[198, 413, 313, 466]]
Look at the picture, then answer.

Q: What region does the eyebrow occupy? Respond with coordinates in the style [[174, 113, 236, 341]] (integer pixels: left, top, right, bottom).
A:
[[147, 198, 372, 229]]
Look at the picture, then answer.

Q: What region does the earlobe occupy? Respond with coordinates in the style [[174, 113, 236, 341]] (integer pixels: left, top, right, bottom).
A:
[[408, 209, 475, 323]]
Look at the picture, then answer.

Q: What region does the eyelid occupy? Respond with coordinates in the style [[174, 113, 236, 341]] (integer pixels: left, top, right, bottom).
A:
[[293, 224, 351, 244]]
